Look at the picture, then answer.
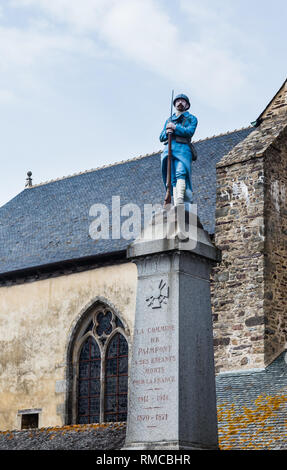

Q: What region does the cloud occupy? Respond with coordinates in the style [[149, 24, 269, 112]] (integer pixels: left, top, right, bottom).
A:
[[99, 0, 247, 107], [0, 88, 16, 104], [10, 0, 110, 31], [0, 10, 104, 104], [0, 26, 100, 70], [7, 0, 249, 108], [180, 0, 234, 27], [180, 0, 255, 51]]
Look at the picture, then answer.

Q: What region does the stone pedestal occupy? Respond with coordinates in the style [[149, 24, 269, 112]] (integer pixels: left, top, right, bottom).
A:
[[124, 207, 220, 450]]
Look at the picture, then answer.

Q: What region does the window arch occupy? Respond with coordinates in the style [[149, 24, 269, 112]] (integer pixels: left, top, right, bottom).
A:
[[70, 302, 129, 424]]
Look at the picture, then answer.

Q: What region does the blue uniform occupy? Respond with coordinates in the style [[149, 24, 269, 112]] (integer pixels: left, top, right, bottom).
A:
[[160, 111, 198, 203]]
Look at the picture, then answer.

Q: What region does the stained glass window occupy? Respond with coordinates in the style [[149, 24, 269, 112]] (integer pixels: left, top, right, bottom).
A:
[[104, 333, 129, 422], [75, 305, 129, 425], [77, 337, 101, 424]]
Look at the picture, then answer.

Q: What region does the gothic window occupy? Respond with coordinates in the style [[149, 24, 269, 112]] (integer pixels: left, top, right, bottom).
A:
[[104, 333, 129, 422], [73, 304, 129, 424]]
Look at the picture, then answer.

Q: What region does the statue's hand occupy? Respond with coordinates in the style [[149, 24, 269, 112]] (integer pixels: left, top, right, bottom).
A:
[[166, 122, 176, 133]]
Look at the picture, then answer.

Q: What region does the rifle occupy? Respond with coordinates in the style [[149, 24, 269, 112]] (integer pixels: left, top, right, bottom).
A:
[[164, 90, 174, 208]]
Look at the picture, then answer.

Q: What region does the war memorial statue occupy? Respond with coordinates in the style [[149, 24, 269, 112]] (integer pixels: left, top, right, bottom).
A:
[[160, 93, 198, 207], [124, 93, 219, 450]]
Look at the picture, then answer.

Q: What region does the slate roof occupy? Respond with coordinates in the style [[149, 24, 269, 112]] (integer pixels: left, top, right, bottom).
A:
[[216, 351, 287, 450], [0, 127, 254, 276]]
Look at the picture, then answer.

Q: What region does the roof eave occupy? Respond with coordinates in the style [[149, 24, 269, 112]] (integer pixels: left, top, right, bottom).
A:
[[0, 249, 128, 283]]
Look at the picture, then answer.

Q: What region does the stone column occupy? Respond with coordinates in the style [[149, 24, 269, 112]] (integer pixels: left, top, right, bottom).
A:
[[124, 207, 220, 450]]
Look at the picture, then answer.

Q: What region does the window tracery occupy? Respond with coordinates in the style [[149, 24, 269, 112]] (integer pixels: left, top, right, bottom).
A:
[[73, 304, 129, 424]]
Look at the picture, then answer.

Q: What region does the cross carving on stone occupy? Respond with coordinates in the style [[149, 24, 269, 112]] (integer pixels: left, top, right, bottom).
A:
[[146, 279, 169, 309]]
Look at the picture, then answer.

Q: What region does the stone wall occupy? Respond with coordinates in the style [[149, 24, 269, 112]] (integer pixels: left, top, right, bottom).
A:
[[264, 126, 287, 363], [0, 262, 137, 431], [212, 114, 287, 373], [212, 156, 265, 373], [260, 80, 287, 121]]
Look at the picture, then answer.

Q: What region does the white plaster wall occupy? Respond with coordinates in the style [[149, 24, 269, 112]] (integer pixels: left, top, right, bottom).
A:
[[0, 262, 137, 430]]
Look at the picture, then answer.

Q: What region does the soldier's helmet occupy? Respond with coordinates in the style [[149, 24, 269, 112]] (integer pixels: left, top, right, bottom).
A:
[[173, 94, 190, 110]]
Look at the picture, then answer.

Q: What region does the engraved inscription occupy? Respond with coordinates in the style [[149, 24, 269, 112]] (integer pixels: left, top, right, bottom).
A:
[[132, 322, 176, 430]]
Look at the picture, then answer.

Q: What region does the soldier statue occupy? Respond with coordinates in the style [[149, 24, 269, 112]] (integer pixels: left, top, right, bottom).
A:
[[159, 94, 198, 206]]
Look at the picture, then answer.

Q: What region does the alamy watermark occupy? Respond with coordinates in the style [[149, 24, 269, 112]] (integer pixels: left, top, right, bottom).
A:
[[88, 196, 198, 244]]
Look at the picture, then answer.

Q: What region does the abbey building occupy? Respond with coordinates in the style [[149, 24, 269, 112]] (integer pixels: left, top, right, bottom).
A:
[[0, 80, 287, 449]]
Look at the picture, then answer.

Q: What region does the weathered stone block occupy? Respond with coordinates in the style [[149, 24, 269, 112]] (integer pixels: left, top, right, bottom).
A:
[[125, 209, 219, 450]]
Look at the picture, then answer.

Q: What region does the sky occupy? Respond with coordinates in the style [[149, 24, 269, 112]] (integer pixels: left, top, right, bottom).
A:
[[0, 0, 286, 207]]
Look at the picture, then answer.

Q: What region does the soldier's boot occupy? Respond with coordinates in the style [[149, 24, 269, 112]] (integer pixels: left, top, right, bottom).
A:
[[176, 179, 186, 205]]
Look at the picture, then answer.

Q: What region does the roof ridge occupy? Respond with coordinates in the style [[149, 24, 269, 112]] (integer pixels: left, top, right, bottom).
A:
[[27, 126, 252, 189], [27, 151, 161, 188]]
